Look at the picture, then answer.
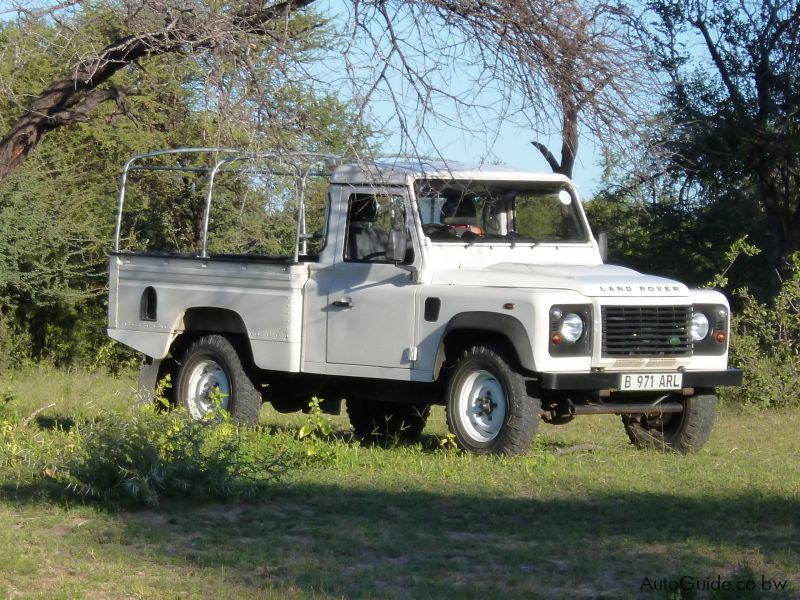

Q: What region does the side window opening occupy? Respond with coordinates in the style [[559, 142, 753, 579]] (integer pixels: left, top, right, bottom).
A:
[[344, 193, 413, 264]]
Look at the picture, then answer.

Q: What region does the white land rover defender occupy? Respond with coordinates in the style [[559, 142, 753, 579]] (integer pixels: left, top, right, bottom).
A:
[[107, 149, 742, 455]]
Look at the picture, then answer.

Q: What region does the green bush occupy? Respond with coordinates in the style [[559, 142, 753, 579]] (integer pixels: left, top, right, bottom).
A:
[[0, 396, 300, 508], [0, 313, 32, 372], [0, 400, 75, 498], [723, 253, 800, 408], [69, 405, 299, 507]]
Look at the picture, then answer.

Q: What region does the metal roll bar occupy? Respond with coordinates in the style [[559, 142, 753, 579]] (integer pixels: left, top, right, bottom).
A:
[[113, 148, 343, 260]]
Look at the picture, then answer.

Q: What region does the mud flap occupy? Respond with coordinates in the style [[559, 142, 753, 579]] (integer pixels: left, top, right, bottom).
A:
[[137, 359, 162, 405]]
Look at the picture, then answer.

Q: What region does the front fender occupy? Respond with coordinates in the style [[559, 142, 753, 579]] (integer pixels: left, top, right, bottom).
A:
[[433, 312, 535, 378]]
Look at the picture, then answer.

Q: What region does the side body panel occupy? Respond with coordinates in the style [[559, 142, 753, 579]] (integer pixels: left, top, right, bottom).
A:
[[107, 254, 309, 372]]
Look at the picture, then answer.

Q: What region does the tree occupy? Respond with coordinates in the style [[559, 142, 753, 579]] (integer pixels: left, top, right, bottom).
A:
[[632, 0, 800, 294], [0, 1, 654, 184], [340, 0, 654, 178], [585, 166, 765, 292], [0, 7, 367, 364], [0, 0, 656, 364], [0, 0, 317, 183]]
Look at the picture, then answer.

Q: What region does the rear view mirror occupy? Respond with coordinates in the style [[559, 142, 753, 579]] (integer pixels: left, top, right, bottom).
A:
[[386, 229, 407, 262], [597, 231, 608, 262], [390, 197, 406, 231]]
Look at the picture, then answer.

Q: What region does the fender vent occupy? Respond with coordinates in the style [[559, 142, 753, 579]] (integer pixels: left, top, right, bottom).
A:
[[601, 306, 691, 357], [424, 297, 441, 322], [140, 286, 157, 321]]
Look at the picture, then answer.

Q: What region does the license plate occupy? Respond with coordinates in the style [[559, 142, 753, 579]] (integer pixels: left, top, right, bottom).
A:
[[619, 373, 683, 391]]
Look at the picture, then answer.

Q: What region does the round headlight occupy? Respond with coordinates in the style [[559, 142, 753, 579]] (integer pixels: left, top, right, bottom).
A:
[[560, 313, 585, 343], [691, 312, 710, 341]]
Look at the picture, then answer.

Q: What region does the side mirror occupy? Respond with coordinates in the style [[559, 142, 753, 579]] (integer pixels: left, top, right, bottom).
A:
[[386, 229, 408, 262], [597, 231, 608, 262]]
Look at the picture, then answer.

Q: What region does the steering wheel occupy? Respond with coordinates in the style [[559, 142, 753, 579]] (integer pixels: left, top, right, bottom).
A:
[[360, 251, 386, 261], [423, 223, 453, 237]]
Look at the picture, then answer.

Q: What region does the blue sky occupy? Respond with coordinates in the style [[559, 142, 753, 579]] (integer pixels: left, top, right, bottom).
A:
[[0, 0, 605, 196], [366, 101, 605, 197], [317, 0, 605, 197]]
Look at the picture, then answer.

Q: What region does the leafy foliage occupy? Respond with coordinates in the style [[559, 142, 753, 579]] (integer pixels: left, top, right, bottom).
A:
[[628, 0, 800, 297], [585, 165, 771, 294], [0, 7, 369, 366], [0, 398, 300, 508], [723, 253, 800, 408], [298, 397, 334, 441], [66, 405, 295, 507]]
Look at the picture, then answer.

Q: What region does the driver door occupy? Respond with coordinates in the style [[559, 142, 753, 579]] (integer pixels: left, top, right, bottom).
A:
[[325, 189, 418, 369]]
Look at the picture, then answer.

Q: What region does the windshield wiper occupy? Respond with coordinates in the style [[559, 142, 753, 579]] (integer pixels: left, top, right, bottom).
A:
[[505, 231, 541, 249]]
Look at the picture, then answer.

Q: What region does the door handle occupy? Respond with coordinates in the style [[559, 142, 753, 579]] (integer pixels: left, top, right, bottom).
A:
[[332, 298, 353, 308]]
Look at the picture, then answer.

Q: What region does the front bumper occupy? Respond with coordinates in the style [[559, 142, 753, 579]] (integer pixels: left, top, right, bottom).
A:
[[540, 369, 743, 391]]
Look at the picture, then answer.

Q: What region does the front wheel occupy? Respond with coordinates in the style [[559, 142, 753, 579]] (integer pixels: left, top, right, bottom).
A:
[[445, 346, 539, 456], [622, 393, 717, 453], [175, 335, 261, 424]]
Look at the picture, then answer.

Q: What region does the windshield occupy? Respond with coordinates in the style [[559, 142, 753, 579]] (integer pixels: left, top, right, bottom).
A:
[[415, 179, 587, 244]]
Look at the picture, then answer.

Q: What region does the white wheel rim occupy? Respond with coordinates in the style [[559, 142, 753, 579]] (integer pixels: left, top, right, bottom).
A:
[[456, 369, 506, 443], [184, 358, 231, 419]]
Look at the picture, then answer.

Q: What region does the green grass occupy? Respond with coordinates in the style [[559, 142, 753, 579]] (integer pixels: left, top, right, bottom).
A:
[[1, 367, 798, 598]]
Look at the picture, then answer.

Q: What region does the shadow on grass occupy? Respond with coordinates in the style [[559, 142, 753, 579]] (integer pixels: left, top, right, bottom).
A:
[[107, 483, 799, 599], [34, 414, 76, 431], [1, 412, 796, 596], [251, 424, 462, 454]]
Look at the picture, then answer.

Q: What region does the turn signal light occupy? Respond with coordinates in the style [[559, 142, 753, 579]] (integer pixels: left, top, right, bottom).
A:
[[551, 333, 562, 345], [715, 331, 727, 344]]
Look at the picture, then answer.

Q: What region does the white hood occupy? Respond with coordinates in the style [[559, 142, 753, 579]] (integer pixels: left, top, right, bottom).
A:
[[431, 263, 690, 298]]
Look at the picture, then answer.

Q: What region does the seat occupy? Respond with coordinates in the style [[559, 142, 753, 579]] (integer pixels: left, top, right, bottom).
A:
[[440, 197, 482, 237], [346, 197, 388, 261]]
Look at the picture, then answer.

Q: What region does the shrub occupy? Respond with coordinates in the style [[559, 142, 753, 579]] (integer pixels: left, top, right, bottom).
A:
[[65, 404, 297, 507], [722, 253, 800, 408], [0, 390, 300, 508], [0, 313, 32, 372], [0, 397, 75, 497]]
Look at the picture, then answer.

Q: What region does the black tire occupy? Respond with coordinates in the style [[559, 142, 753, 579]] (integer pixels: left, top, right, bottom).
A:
[[175, 335, 261, 424], [445, 345, 539, 456], [622, 393, 717, 453], [346, 399, 430, 444], [137, 358, 176, 410]]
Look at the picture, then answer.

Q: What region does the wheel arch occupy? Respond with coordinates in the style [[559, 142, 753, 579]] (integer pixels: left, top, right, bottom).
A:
[[433, 312, 535, 379], [174, 306, 249, 336], [167, 307, 257, 370]]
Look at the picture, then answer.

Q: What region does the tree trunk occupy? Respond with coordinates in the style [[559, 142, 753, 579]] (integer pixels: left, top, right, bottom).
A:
[[753, 156, 799, 294], [531, 97, 579, 178]]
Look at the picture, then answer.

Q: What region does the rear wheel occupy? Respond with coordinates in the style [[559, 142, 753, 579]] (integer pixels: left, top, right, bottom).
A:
[[346, 399, 430, 444], [175, 335, 261, 424], [137, 358, 176, 410], [445, 345, 539, 456], [622, 393, 717, 453]]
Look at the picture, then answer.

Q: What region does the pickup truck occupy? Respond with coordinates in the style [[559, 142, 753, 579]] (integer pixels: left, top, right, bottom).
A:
[[107, 148, 742, 455]]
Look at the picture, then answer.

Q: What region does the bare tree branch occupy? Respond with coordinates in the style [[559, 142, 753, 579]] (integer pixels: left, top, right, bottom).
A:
[[692, 9, 748, 117], [531, 141, 561, 173], [0, 0, 316, 183], [0, 0, 655, 183], [342, 0, 656, 175]]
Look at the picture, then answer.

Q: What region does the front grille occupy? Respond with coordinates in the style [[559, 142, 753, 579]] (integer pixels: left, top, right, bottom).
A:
[[601, 306, 692, 357]]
